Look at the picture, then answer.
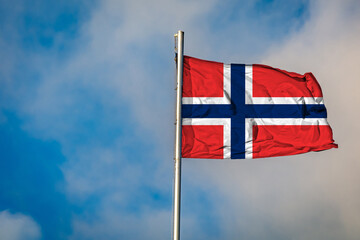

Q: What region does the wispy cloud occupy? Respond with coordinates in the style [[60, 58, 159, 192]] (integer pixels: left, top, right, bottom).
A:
[[193, 0, 360, 239], [0, 210, 41, 240], [0, 0, 359, 239]]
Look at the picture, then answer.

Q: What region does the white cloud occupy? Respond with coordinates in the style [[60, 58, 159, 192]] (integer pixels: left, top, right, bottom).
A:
[[188, 0, 360, 239], [2, 0, 359, 239], [0, 211, 41, 240]]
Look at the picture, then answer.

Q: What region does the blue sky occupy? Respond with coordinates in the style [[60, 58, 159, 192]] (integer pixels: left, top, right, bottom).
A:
[[1, 0, 360, 239]]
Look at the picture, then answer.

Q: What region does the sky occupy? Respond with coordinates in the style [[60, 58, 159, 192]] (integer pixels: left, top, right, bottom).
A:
[[0, 0, 359, 239]]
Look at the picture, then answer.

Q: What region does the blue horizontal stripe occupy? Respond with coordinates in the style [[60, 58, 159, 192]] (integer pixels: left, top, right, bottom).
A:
[[182, 104, 327, 119], [182, 104, 233, 118]]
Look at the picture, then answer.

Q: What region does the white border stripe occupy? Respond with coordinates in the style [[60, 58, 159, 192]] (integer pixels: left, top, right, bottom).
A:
[[223, 64, 231, 103], [245, 118, 253, 159], [253, 118, 329, 126], [182, 97, 227, 104], [182, 64, 231, 105], [245, 65, 253, 104], [182, 118, 231, 159], [250, 97, 324, 105]]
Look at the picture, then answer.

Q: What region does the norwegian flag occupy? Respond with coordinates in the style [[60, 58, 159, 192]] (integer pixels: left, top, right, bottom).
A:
[[181, 56, 338, 159]]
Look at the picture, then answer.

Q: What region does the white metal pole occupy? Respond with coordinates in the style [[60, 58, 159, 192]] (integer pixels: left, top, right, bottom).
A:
[[173, 30, 184, 240]]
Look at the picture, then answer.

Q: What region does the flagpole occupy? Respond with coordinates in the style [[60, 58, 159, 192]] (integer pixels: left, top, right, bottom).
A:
[[173, 30, 184, 240]]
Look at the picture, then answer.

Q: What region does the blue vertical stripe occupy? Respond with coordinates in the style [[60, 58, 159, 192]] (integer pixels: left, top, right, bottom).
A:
[[230, 64, 246, 159]]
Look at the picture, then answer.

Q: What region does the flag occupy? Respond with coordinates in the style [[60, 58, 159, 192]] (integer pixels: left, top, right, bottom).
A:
[[181, 56, 338, 159]]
